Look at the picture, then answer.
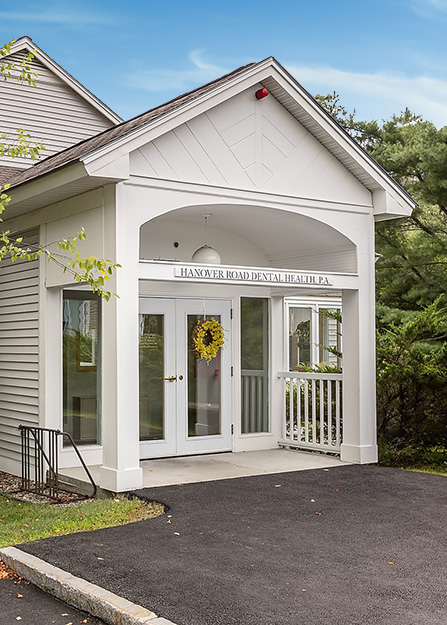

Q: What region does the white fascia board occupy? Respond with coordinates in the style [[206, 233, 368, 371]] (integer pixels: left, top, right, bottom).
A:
[[9, 37, 122, 124], [8, 161, 88, 205], [84, 152, 130, 179], [372, 188, 413, 220]]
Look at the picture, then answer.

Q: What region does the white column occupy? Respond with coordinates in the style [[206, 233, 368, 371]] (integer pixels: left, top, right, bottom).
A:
[[340, 275, 378, 463], [99, 185, 143, 491], [270, 296, 285, 443]]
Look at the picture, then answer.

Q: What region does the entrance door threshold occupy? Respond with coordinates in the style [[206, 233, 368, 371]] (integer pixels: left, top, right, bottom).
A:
[[139, 448, 350, 488]]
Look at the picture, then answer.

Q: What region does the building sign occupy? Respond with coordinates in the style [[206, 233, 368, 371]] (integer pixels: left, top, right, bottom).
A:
[[174, 265, 333, 286]]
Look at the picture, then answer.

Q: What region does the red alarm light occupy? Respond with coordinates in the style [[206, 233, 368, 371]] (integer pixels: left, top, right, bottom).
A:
[[255, 88, 269, 100]]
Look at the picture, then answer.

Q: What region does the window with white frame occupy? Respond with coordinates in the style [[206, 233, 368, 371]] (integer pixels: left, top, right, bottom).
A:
[[287, 298, 342, 371], [240, 297, 269, 434], [63, 291, 101, 446]]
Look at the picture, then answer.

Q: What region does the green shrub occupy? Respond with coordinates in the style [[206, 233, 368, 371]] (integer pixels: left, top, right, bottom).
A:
[[376, 299, 447, 458]]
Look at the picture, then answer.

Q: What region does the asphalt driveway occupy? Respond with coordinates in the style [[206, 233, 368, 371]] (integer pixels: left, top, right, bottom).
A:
[[0, 574, 105, 625], [18, 465, 447, 625]]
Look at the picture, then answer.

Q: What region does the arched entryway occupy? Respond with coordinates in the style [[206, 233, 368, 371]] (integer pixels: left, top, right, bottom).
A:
[[137, 203, 358, 459]]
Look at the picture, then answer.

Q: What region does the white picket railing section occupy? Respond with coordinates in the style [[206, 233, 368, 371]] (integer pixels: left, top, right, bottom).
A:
[[278, 371, 343, 453]]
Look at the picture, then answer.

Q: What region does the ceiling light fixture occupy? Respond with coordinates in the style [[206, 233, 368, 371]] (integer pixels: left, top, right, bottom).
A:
[[191, 213, 221, 265]]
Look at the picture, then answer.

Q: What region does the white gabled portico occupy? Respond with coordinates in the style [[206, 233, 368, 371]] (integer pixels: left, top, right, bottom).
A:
[[1, 57, 416, 491]]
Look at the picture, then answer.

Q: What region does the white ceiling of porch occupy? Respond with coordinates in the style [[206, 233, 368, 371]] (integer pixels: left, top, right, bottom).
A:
[[140, 204, 357, 274]]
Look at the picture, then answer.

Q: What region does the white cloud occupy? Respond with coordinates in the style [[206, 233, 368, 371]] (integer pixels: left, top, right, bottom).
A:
[[127, 50, 228, 93], [410, 0, 447, 16], [126, 51, 447, 127], [286, 64, 447, 127], [0, 10, 114, 25], [422, 0, 447, 7]]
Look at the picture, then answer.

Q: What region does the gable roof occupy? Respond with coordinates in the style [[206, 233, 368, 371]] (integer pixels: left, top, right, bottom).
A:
[[7, 56, 416, 218], [9, 36, 122, 125], [8, 61, 256, 188]]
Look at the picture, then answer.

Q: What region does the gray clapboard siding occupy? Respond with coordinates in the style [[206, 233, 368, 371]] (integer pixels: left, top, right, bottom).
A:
[[0, 51, 115, 168], [0, 376, 38, 387], [0, 229, 39, 473]]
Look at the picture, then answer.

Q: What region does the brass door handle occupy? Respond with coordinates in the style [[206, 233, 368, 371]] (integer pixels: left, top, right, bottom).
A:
[[163, 375, 177, 382]]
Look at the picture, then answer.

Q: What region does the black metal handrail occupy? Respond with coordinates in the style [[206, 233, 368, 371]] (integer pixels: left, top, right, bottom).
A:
[[19, 425, 97, 500]]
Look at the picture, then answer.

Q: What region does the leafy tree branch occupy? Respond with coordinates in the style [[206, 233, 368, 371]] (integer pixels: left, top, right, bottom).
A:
[[0, 39, 119, 299]]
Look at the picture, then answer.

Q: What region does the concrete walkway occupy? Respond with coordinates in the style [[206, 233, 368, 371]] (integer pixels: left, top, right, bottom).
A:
[[61, 448, 347, 488], [10, 465, 447, 625]]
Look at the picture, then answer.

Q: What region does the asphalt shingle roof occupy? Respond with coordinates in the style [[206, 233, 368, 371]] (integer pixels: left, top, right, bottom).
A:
[[0, 166, 24, 186]]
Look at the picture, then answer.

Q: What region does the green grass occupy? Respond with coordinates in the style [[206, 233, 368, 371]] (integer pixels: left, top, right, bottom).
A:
[[378, 444, 447, 477], [0, 494, 164, 548], [398, 464, 447, 477]]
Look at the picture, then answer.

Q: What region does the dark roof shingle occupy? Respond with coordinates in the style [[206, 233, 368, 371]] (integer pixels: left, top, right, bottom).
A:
[[0, 166, 24, 186]]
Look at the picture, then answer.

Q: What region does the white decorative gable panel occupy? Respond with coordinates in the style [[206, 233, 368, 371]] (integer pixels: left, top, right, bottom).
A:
[[130, 86, 371, 206]]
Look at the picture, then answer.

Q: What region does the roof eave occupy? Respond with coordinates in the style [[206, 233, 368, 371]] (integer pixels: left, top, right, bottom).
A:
[[6, 160, 126, 218], [8, 161, 89, 205]]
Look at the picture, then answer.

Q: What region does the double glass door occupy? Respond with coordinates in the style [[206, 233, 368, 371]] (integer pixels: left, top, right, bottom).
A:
[[139, 298, 232, 458]]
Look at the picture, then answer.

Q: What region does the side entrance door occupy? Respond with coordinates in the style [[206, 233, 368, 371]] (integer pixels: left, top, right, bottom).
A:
[[139, 298, 232, 459]]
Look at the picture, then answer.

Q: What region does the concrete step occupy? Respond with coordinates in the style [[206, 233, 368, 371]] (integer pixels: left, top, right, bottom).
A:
[[55, 472, 110, 499]]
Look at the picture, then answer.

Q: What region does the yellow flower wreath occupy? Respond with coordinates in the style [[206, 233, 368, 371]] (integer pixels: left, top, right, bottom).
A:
[[193, 318, 225, 363]]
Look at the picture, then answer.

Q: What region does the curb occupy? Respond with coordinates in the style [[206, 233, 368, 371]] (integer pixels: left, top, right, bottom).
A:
[[0, 547, 176, 625]]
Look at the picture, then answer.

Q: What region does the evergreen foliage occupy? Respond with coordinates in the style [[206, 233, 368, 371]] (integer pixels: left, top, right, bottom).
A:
[[376, 300, 447, 457], [317, 93, 447, 461]]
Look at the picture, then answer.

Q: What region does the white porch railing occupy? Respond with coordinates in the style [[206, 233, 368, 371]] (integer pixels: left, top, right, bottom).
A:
[[278, 371, 343, 453], [241, 370, 268, 433]]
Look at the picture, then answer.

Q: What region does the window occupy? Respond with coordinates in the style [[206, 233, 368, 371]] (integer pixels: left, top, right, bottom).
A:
[[63, 292, 101, 445], [288, 301, 341, 371], [289, 307, 312, 369], [241, 297, 269, 433], [319, 308, 342, 368]]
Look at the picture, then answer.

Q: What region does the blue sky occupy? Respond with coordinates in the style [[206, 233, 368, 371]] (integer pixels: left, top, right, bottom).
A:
[[1, 0, 447, 126]]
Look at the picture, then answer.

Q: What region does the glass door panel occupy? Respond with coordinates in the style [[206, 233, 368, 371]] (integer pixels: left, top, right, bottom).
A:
[[139, 299, 176, 458], [139, 298, 231, 458], [139, 314, 164, 441], [187, 315, 221, 437], [176, 300, 231, 455]]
